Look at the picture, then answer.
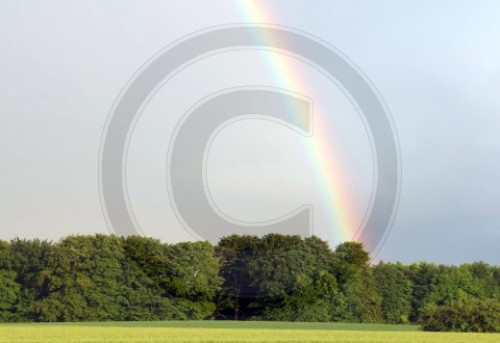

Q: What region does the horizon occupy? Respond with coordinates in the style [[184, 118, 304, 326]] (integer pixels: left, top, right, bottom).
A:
[[0, 0, 499, 265]]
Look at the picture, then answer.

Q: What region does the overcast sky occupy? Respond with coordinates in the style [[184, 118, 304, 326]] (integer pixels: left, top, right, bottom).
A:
[[0, 1, 499, 264]]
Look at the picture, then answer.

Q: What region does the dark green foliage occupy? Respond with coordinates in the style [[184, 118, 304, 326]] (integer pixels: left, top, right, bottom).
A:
[[9, 238, 55, 321], [215, 235, 261, 319], [1, 235, 222, 322], [163, 241, 223, 319], [406, 262, 440, 322], [0, 241, 20, 322], [0, 234, 498, 331], [256, 235, 338, 322], [330, 242, 382, 323], [374, 262, 412, 324], [216, 234, 338, 321], [420, 298, 500, 332]]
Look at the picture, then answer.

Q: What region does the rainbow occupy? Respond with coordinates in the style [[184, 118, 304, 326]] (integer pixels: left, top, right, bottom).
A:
[[231, 4, 361, 243]]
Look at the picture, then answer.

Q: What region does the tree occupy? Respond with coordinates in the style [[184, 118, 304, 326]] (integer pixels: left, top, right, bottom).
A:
[[215, 235, 261, 319], [31, 235, 126, 321], [124, 236, 222, 320], [0, 234, 498, 324], [121, 237, 172, 320], [466, 262, 500, 300], [216, 234, 339, 322], [407, 262, 440, 322], [374, 262, 412, 323], [0, 241, 20, 321], [259, 235, 339, 322], [9, 238, 54, 321], [330, 242, 382, 323], [164, 241, 223, 319]]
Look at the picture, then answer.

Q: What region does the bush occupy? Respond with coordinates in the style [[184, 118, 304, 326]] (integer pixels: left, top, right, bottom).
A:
[[420, 298, 500, 332]]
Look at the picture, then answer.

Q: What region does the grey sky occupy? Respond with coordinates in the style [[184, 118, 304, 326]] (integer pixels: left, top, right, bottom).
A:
[[0, 1, 499, 264]]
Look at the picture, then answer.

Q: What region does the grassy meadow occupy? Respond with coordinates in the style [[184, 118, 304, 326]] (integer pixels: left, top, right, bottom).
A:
[[0, 321, 498, 343]]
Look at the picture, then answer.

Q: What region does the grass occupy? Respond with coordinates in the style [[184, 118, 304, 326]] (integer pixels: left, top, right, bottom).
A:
[[0, 321, 498, 343]]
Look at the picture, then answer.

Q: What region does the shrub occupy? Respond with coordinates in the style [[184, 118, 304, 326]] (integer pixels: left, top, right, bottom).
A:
[[420, 298, 500, 332]]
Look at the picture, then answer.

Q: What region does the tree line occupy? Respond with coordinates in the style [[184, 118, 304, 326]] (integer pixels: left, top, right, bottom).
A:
[[0, 234, 498, 331]]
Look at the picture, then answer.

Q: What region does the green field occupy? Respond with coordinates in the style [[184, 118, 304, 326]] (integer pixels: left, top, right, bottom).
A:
[[0, 321, 498, 343]]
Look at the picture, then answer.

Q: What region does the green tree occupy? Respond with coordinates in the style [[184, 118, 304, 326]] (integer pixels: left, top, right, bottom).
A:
[[331, 242, 382, 323], [407, 262, 440, 322], [31, 235, 126, 321], [164, 241, 223, 319], [9, 238, 54, 321], [250, 234, 332, 321], [466, 262, 500, 300], [216, 235, 339, 321], [0, 241, 20, 321], [121, 237, 172, 320], [1, 233, 498, 324], [374, 262, 412, 323], [215, 235, 260, 320], [124, 236, 222, 320]]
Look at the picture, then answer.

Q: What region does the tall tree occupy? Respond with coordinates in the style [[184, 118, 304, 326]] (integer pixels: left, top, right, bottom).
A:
[[332, 242, 382, 323], [215, 235, 260, 319], [0, 241, 20, 321], [407, 262, 440, 322], [164, 241, 223, 319], [9, 238, 54, 321], [374, 262, 412, 323]]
